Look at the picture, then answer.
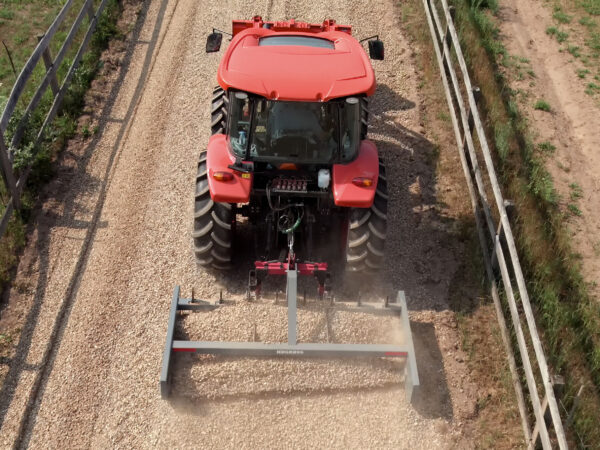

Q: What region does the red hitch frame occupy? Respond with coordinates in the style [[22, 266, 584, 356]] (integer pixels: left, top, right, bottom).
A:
[[250, 257, 330, 298]]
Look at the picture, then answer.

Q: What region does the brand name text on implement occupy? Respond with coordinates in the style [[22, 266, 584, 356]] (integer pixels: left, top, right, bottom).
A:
[[276, 350, 304, 355]]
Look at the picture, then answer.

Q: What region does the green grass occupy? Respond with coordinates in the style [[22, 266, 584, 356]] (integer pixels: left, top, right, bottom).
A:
[[568, 44, 582, 57], [568, 203, 583, 216], [587, 32, 600, 52], [0, 1, 97, 99], [437, 111, 451, 121], [569, 182, 583, 200], [494, 122, 511, 160], [580, 16, 597, 27], [554, 7, 573, 23], [534, 99, 552, 111], [585, 81, 600, 94], [538, 141, 557, 154], [0, 8, 14, 20], [580, 0, 600, 15], [557, 30, 570, 43], [547, 26, 571, 44], [0, 1, 123, 294], [577, 68, 591, 78]]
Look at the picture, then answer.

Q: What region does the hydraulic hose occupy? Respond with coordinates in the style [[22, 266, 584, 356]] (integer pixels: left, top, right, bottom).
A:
[[280, 214, 302, 234]]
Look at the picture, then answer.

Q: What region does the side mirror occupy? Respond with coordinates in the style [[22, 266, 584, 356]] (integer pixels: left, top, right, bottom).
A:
[[206, 32, 223, 53], [368, 39, 384, 60]]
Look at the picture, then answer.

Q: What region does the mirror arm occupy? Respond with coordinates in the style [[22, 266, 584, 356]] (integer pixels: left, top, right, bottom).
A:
[[359, 34, 379, 44], [213, 28, 233, 38]]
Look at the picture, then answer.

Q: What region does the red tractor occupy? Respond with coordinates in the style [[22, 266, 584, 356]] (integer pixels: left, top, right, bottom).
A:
[[160, 17, 420, 401], [196, 16, 387, 283]]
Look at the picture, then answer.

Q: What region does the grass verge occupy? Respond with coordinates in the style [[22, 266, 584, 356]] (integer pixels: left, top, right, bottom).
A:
[[449, 0, 600, 446], [0, 0, 122, 297]]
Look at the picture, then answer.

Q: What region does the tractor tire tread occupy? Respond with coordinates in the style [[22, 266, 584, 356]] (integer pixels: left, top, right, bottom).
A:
[[193, 140, 234, 270], [344, 159, 388, 273]]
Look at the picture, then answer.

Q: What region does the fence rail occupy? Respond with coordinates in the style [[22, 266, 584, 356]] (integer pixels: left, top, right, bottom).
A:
[[422, 0, 568, 448], [0, 0, 109, 238]]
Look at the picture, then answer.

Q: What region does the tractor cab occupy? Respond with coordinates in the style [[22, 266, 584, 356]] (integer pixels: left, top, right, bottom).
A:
[[228, 91, 361, 164]]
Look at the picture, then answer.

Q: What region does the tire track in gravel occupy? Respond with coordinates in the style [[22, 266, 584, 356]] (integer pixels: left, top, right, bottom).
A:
[[1, 0, 479, 448], [22, 1, 193, 447], [13, 0, 178, 447], [0, 0, 175, 447]]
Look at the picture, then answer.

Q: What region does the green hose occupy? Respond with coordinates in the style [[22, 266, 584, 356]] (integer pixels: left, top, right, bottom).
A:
[[281, 215, 302, 234]]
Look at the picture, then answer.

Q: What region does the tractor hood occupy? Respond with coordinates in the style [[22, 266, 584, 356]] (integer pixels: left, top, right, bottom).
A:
[[216, 25, 376, 102]]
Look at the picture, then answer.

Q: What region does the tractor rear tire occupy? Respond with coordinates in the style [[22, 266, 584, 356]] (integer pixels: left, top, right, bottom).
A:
[[193, 151, 234, 270], [360, 97, 369, 140], [344, 161, 388, 272], [211, 86, 228, 135]]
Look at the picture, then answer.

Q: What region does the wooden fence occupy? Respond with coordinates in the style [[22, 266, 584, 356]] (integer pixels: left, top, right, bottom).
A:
[[0, 0, 110, 237], [422, 0, 568, 448]]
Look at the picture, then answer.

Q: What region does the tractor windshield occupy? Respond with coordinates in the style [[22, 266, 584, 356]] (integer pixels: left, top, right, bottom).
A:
[[228, 93, 360, 164]]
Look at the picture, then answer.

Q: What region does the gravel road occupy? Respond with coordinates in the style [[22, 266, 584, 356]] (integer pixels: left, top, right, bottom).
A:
[[0, 0, 480, 448]]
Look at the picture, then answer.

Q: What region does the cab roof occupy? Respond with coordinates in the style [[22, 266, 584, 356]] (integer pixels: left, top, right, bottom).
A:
[[216, 17, 376, 102]]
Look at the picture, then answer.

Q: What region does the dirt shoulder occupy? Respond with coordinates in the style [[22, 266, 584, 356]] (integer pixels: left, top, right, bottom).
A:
[[499, 0, 600, 300]]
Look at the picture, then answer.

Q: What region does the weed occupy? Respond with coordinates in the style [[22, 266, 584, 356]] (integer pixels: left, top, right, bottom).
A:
[[557, 31, 570, 43], [587, 32, 600, 51], [82, 124, 90, 138], [546, 26, 558, 36], [0, 9, 14, 20], [0, 333, 13, 346], [507, 99, 519, 118], [581, 0, 600, 15], [578, 68, 591, 78], [534, 99, 551, 111], [12, 31, 28, 46], [469, 0, 499, 14], [529, 161, 557, 204], [570, 182, 583, 200], [579, 16, 597, 27], [585, 82, 600, 94], [495, 122, 512, 160], [437, 111, 451, 122], [553, 7, 572, 24], [537, 141, 556, 154], [11, 142, 36, 171], [568, 45, 581, 57], [527, 69, 536, 78], [568, 203, 583, 216]]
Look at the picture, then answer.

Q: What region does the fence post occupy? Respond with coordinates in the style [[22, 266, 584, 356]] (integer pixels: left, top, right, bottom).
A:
[[37, 34, 60, 96], [87, 1, 95, 22], [0, 129, 20, 210]]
